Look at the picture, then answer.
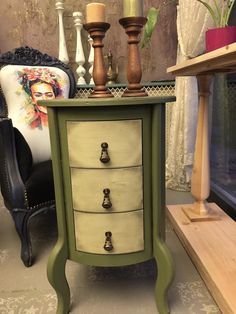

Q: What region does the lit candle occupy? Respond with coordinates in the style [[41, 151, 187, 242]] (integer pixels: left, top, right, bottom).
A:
[[123, 0, 143, 17], [86, 3, 106, 23]]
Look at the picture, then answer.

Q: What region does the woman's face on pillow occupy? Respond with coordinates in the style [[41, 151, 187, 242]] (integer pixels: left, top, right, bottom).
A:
[[31, 82, 55, 113]]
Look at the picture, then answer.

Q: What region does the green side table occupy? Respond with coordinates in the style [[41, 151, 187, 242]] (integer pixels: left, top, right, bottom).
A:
[[41, 96, 175, 314]]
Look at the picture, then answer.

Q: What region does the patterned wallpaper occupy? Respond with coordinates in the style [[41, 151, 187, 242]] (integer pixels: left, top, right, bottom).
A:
[[0, 0, 177, 83]]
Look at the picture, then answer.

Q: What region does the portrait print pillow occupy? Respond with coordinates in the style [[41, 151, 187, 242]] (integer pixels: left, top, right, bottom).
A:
[[0, 65, 70, 163]]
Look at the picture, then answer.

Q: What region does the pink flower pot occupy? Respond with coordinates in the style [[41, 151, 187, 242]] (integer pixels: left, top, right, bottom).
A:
[[206, 26, 236, 52]]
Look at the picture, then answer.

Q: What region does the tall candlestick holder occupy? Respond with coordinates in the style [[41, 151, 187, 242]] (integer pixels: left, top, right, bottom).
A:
[[84, 22, 113, 98], [73, 11, 86, 85], [119, 17, 148, 97], [55, 1, 69, 64]]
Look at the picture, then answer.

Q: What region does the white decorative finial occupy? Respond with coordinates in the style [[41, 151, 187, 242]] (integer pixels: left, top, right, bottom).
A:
[[55, 1, 69, 64], [88, 35, 94, 85], [73, 11, 86, 85]]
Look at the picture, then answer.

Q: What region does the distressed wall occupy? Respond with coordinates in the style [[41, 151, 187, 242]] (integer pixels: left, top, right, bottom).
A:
[[0, 0, 177, 83]]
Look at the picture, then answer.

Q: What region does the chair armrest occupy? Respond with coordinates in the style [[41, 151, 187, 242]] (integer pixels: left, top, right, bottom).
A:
[[0, 118, 26, 210]]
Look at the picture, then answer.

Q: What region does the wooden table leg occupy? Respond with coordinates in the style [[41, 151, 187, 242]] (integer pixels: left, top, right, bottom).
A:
[[152, 104, 174, 313], [154, 238, 175, 314], [47, 240, 70, 314], [182, 74, 220, 221]]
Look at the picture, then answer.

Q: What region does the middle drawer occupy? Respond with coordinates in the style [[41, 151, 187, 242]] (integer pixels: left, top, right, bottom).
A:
[[71, 167, 143, 213]]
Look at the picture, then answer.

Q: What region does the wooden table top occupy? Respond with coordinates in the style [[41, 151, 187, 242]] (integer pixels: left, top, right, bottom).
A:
[[167, 42, 236, 76]]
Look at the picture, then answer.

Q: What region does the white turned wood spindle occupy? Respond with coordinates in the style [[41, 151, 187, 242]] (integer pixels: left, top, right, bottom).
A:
[[55, 1, 69, 64], [88, 35, 95, 85], [73, 12, 86, 85]]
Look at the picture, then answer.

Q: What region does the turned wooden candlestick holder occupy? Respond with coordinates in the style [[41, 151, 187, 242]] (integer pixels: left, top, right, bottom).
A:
[[119, 17, 148, 97], [84, 22, 113, 98]]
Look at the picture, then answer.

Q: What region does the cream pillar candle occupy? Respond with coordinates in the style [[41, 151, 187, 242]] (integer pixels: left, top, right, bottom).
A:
[[123, 0, 143, 17], [86, 3, 105, 23]]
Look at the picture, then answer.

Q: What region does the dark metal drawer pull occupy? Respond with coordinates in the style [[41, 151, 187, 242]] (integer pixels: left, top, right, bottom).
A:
[[102, 188, 112, 209], [104, 231, 113, 251], [100, 142, 110, 163]]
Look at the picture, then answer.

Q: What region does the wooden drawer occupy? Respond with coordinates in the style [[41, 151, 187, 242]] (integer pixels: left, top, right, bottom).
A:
[[71, 167, 143, 212], [74, 210, 144, 254], [67, 120, 142, 168]]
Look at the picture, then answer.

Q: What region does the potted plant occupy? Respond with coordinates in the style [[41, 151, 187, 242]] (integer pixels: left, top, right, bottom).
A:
[[197, 0, 236, 51]]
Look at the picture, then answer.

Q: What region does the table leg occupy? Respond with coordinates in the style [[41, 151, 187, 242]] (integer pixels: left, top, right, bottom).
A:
[[154, 238, 175, 314], [182, 74, 220, 221], [47, 240, 70, 314], [152, 104, 174, 313]]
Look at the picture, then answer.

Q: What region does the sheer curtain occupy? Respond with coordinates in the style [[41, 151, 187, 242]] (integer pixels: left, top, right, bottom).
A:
[[166, 0, 215, 191]]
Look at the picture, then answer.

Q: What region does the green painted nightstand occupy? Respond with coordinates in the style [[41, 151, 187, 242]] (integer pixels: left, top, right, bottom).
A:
[[41, 96, 175, 314]]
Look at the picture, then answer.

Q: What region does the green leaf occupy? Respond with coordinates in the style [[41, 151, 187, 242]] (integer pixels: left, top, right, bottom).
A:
[[196, 0, 219, 27], [212, 0, 221, 21], [225, 0, 235, 26], [141, 7, 160, 49]]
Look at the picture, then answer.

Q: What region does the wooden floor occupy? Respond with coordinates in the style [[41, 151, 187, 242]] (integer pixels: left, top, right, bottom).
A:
[[167, 203, 236, 314]]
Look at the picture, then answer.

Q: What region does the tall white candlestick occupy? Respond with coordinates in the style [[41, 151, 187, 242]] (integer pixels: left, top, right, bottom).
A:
[[55, 1, 69, 64], [73, 12, 86, 85], [88, 35, 95, 85]]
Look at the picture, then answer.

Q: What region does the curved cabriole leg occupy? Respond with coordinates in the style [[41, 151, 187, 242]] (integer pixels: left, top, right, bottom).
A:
[[13, 210, 33, 267], [47, 239, 70, 314], [151, 104, 175, 313], [154, 238, 175, 314]]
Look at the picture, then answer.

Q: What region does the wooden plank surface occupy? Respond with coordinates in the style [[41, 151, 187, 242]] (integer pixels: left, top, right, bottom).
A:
[[167, 42, 236, 76], [167, 203, 236, 314]]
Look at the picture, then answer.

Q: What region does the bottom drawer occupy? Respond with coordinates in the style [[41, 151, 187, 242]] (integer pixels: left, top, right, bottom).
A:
[[74, 211, 144, 254]]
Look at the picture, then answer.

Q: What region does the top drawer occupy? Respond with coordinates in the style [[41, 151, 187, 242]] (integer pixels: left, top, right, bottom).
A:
[[67, 120, 142, 168]]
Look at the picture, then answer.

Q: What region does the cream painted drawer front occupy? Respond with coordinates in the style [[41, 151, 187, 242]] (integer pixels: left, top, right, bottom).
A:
[[71, 167, 143, 212], [67, 120, 142, 168], [74, 210, 144, 254]]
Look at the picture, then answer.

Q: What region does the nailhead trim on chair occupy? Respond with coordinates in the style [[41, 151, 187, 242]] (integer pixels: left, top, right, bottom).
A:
[[28, 199, 55, 211], [24, 189, 29, 208], [24, 189, 54, 211]]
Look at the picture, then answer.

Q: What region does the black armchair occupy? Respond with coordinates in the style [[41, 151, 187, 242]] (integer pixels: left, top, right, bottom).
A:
[[0, 47, 77, 266]]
